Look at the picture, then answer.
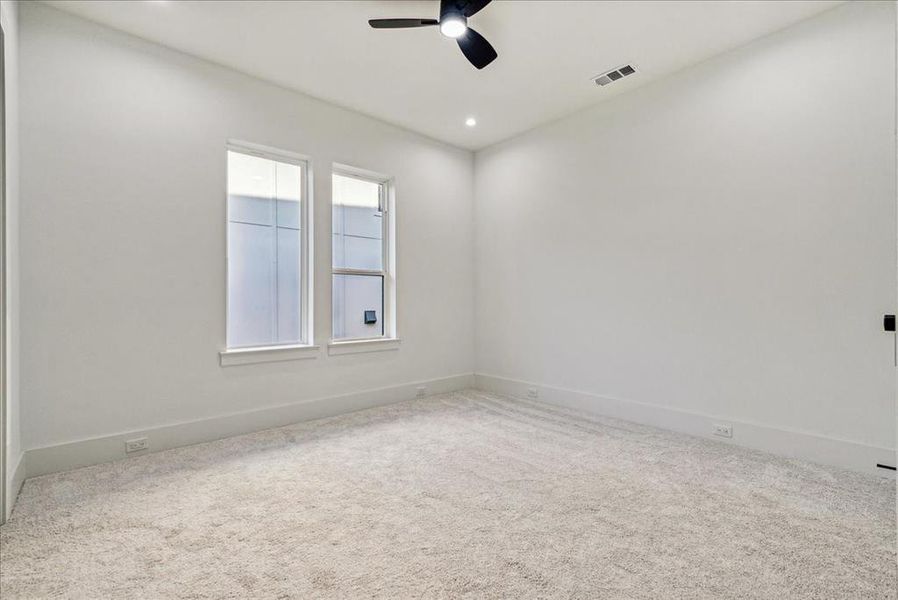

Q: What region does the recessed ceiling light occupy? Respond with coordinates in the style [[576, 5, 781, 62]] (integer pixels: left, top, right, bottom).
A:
[[465, 117, 477, 127]]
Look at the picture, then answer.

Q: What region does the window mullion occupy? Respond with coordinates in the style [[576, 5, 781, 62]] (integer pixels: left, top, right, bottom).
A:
[[332, 267, 384, 277]]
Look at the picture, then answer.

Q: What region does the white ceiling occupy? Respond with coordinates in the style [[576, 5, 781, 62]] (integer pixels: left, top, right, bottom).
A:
[[44, 0, 841, 150]]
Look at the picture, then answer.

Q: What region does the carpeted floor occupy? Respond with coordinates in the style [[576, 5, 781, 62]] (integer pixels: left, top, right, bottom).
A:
[[0, 390, 895, 599]]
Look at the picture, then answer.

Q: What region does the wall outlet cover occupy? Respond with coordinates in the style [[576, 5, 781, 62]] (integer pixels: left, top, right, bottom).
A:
[[527, 388, 539, 399], [125, 437, 149, 453], [712, 423, 733, 438], [416, 386, 427, 398]]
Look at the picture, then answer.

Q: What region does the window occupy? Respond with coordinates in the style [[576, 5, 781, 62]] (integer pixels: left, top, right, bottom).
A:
[[226, 144, 311, 350], [331, 168, 395, 343]]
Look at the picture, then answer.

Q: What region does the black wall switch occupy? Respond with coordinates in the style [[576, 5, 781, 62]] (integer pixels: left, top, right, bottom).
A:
[[364, 310, 377, 324], [884, 314, 895, 332]]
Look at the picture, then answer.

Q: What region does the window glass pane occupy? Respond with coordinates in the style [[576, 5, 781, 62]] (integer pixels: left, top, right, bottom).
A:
[[332, 274, 384, 340], [332, 174, 383, 271], [228, 152, 275, 225], [227, 150, 302, 348], [275, 161, 301, 228], [227, 221, 275, 348], [274, 162, 302, 345], [338, 235, 383, 271], [276, 225, 301, 344]]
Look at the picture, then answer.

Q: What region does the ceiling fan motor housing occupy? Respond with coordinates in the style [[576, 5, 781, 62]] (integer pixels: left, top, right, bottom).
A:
[[440, 3, 467, 25], [439, 2, 468, 38]]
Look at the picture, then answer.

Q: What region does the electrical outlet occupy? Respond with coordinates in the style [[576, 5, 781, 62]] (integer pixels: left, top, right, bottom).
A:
[[527, 387, 539, 399], [712, 423, 733, 438], [125, 437, 149, 453], [416, 386, 427, 398]]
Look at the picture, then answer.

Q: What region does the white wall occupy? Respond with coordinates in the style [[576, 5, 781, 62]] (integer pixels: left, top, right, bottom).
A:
[[1, 0, 21, 519], [474, 2, 896, 456], [19, 3, 474, 451]]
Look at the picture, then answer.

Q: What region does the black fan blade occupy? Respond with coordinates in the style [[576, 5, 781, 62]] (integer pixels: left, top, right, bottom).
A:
[[456, 27, 497, 69], [462, 0, 492, 17], [369, 18, 438, 29], [440, 0, 455, 18]]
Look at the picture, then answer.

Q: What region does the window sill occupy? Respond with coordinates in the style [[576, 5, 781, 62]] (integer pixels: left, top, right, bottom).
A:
[[328, 338, 401, 356], [219, 344, 320, 367]]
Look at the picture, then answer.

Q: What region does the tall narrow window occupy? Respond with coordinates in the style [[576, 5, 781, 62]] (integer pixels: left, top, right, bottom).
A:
[[332, 168, 395, 341], [227, 145, 309, 349]]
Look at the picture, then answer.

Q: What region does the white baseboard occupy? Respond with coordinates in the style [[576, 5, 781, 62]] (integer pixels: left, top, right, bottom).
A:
[[6, 450, 25, 520], [24, 373, 474, 479], [475, 373, 896, 477], [20, 371, 895, 481]]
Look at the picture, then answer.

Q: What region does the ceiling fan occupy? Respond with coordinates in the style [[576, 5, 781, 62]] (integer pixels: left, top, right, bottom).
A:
[[369, 0, 497, 70]]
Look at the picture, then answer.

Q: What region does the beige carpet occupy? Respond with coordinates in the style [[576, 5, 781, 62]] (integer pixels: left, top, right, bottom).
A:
[[0, 390, 894, 599]]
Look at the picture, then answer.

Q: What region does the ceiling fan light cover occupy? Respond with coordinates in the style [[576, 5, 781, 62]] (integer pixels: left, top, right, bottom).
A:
[[440, 17, 467, 38]]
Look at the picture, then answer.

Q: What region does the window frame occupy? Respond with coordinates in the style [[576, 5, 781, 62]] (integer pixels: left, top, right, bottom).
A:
[[330, 163, 397, 347], [222, 140, 316, 363]]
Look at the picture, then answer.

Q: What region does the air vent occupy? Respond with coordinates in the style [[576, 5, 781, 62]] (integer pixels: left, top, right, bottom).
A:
[[593, 64, 637, 87]]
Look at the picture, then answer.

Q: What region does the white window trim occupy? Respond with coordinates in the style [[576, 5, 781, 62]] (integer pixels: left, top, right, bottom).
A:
[[220, 344, 320, 367], [223, 140, 315, 362], [330, 163, 398, 347], [327, 337, 401, 356]]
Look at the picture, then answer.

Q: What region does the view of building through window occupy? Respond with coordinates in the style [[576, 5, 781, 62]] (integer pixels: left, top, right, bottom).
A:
[[227, 149, 303, 348], [332, 173, 386, 340]]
